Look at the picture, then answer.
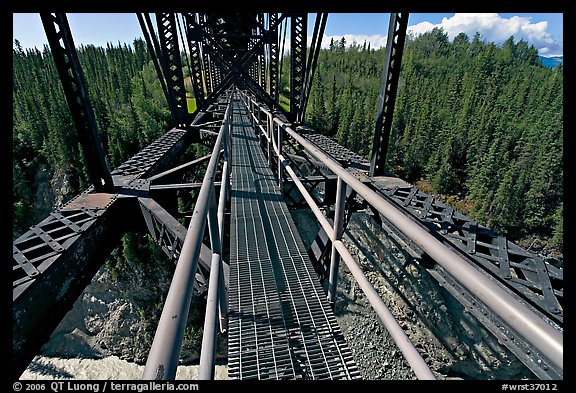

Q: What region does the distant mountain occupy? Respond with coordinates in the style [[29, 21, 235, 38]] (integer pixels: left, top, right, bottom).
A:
[[538, 55, 563, 69]]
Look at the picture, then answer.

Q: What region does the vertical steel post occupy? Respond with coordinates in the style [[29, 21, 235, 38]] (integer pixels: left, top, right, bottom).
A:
[[369, 13, 409, 177], [271, 117, 277, 166], [137, 13, 175, 119], [198, 192, 222, 380], [183, 13, 206, 110], [40, 13, 114, 193], [289, 14, 307, 122], [268, 13, 279, 102], [298, 13, 328, 123], [327, 177, 347, 306], [267, 111, 272, 165], [277, 124, 283, 191], [156, 13, 189, 127]]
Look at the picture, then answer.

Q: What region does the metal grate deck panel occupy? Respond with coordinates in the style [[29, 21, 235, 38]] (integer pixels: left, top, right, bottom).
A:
[[228, 99, 360, 380]]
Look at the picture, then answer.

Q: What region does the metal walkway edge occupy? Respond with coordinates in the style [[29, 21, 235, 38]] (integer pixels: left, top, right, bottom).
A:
[[227, 99, 360, 379]]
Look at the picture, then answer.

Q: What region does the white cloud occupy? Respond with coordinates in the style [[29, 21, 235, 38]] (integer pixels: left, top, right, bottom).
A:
[[312, 14, 562, 57], [319, 34, 388, 50], [407, 13, 563, 56]]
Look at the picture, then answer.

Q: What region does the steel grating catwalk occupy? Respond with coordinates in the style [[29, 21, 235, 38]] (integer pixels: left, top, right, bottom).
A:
[[228, 99, 360, 380]]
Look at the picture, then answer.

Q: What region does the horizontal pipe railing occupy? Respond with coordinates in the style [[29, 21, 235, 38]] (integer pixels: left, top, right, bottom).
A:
[[282, 157, 436, 380], [142, 93, 233, 380], [241, 92, 435, 380], [198, 95, 232, 380], [240, 90, 563, 376]]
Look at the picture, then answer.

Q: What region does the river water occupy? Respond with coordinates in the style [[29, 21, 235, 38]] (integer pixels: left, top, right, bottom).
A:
[[20, 356, 228, 380]]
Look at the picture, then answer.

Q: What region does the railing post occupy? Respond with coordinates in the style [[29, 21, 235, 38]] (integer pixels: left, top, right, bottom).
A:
[[218, 106, 231, 332], [267, 112, 272, 166], [277, 123, 283, 191], [327, 176, 347, 306], [198, 192, 222, 380]]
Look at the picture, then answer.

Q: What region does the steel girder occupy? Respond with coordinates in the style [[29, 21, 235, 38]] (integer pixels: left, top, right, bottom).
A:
[[13, 124, 190, 377], [370, 183, 563, 325], [298, 13, 328, 123], [137, 13, 175, 122], [156, 13, 189, 127], [186, 13, 284, 113], [13, 193, 134, 379], [268, 13, 279, 102], [183, 13, 206, 110], [39, 13, 114, 193], [369, 13, 409, 177], [289, 14, 306, 123]]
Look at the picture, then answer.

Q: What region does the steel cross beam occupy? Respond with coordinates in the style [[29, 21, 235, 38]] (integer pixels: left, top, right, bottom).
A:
[[369, 12, 409, 177], [203, 14, 281, 103], [39, 13, 114, 193], [187, 14, 285, 112]]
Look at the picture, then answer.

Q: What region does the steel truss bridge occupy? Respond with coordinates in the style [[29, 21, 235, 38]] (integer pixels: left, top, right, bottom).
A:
[[13, 12, 563, 380]]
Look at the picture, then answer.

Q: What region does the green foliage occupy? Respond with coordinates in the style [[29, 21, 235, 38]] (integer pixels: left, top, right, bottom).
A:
[[550, 203, 563, 253], [12, 38, 170, 238], [187, 97, 197, 114], [303, 30, 562, 252]]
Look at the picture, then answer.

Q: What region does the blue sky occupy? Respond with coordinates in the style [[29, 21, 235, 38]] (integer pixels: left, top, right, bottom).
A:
[[13, 13, 564, 57]]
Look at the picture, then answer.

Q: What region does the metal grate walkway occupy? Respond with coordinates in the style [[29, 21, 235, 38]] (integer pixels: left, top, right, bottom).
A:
[[227, 99, 360, 380]]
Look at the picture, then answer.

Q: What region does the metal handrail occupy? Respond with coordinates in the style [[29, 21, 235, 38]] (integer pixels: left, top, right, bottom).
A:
[[240, 90, 563, 377], [142, 93, 233, 380], [241, 92, 436, 379]]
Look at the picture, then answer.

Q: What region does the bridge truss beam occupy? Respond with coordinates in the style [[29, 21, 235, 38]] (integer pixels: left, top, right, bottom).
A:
[[182, 13, 283, 114], [39, 13, 114, 193], [289, 14, 306, 122], [156, 13, 190, 127], [369, 12, 409, 177]]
